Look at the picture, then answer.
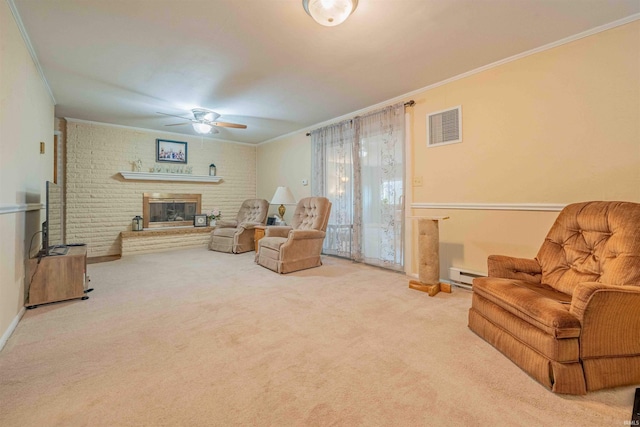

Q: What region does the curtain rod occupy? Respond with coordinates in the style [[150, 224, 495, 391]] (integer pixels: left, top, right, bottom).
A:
[[306, 100, 415, 136]]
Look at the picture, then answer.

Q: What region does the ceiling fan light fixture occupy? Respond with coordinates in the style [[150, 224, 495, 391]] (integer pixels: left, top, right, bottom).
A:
[[193, 122, 213, 134], [303, 0, 358, 27], [192, 108, 220, 122]]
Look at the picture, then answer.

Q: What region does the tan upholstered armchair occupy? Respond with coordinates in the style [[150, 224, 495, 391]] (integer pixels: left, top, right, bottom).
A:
[[208, 199, 269, 254], [468, 201, 640, 394], [256, 197, 332, 273]]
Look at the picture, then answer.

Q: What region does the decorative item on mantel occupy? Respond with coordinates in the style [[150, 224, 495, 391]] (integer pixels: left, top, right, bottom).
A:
[[408, 216, 451, 297], [132, 215, 144, 231], [193, 214, 208, 227], [148, 165, 193, 174], [207, 208, 222, 226], [132, 158, 142, 172], [209, 163, 217, 176]]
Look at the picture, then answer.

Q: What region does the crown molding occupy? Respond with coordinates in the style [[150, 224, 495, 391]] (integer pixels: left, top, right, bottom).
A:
[[6, 0, 56, 104], [260, 14, 640, 145], [63, 118, 257, 147], [397, 14, 640, 102]]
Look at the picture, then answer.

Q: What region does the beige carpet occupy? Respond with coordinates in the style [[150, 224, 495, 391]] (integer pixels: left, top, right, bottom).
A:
[[0, 247, 636, 426]]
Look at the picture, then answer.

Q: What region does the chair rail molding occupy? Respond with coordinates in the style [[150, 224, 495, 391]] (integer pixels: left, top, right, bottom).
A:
[[0, 203, 44, 215], [411, 202, 566, 212]]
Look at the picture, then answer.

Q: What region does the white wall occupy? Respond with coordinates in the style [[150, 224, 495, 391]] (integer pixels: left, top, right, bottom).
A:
[[257, 133, 311, 224], [0, 2, 55, 345]]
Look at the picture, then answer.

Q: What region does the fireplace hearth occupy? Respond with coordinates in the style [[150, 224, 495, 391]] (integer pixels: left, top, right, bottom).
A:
[[142, 193, 201, 228]]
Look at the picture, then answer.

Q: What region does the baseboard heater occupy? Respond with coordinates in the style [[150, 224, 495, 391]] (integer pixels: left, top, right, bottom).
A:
[[449, 267, 485, 290]]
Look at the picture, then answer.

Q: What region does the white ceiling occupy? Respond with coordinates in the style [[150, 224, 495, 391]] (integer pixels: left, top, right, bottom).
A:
[[12, 0, 640, 144]]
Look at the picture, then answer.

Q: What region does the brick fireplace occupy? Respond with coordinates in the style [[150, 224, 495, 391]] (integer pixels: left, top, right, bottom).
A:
[[142, 193, 201, 228]]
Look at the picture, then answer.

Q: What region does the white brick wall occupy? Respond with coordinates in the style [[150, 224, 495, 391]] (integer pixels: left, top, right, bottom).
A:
[[65, 120, 257, 257]]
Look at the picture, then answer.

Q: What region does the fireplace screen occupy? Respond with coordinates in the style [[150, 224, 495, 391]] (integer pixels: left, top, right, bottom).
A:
[[143, 193, 202, 228]]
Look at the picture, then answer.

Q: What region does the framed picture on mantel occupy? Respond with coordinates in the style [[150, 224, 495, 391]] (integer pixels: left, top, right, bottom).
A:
[[156, 139, 187, 164]]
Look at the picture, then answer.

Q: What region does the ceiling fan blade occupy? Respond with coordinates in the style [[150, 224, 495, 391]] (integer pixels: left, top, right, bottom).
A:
[[156, 112, 193, 121], [211, 121, 247, 129], [164, 122, 190, 126]]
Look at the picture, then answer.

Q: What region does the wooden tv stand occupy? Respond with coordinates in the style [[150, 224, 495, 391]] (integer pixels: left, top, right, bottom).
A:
[[26, 246, 89, 309]]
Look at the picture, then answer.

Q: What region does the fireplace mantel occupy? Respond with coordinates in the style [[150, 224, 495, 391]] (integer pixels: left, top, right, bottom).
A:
[[119, 171, 222, 183]]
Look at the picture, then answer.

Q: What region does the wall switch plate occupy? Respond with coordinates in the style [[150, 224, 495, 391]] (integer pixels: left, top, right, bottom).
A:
[[413, 176, 423, 187], [302, 179, 308, 186]]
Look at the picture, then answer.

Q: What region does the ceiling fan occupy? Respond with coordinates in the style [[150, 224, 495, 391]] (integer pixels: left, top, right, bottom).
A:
[[157, 108, 247, 134]]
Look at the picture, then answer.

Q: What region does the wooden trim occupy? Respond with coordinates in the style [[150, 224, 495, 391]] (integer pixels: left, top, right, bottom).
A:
[[409, 280, 452, 296], [120, 226, 213, 239], [254, 225, 266, 254], [53, 134, 58, 184], [87, 254, 121, 264]]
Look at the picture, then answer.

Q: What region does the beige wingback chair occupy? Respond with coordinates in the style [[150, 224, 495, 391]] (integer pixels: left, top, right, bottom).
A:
[[256, 197, 332, 273], [468, 201, 640, 394], [208, 199, 269, 254]]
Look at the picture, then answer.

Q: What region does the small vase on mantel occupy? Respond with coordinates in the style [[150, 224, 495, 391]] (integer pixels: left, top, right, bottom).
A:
[[209, 219, 216, 227]]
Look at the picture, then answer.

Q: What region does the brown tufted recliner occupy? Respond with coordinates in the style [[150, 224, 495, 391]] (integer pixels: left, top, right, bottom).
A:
[[256, 197, 332, 273], [468, 201, 640, 394], [209, 199, 269, 253]]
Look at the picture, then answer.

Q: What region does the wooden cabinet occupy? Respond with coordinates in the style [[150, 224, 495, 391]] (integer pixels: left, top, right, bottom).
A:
[[26, 246, 88, 308]]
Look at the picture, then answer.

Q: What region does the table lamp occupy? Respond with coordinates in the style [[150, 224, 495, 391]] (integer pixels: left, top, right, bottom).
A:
[[270, 186, 296, 220]]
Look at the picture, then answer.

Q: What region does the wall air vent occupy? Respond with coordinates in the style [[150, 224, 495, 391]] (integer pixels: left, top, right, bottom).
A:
[[427, 106, 462, 148]]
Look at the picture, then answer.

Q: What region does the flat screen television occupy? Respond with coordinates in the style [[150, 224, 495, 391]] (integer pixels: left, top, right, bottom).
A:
[[42, 181, 66, 256]]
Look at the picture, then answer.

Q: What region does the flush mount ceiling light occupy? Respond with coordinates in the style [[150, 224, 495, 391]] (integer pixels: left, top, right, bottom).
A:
[[303, 0, 358, 27]]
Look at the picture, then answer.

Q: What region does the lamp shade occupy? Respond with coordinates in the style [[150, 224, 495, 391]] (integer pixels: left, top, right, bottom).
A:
[[303, 0, 358, 27], [271, 186, 296, 220], [271, 186, 296, 205]]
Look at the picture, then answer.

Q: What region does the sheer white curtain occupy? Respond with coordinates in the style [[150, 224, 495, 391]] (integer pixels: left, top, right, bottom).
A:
[[311, 102, 405, 271], [355, 103, 405, 269], [311, 120, 354, 259]]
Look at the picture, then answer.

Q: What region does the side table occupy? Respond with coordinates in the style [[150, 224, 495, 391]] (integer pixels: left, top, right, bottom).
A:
[[254, 225, 266, 253], [26, 246, 90, 308]]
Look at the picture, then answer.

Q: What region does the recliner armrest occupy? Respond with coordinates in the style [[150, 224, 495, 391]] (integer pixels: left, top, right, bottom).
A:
[[289, 229, 325, 240], [569, 282, 640, 358], [238, 221, 261, 230], [487, 255, 542, 282], [216, 219, 238, 228], [570, 282, 640, 320], [265, 226, 292, 238]]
